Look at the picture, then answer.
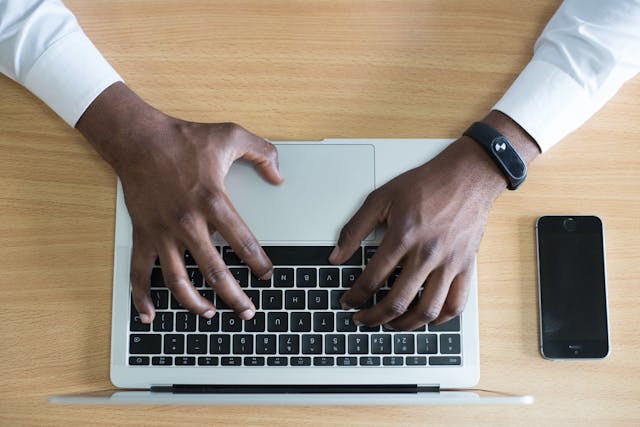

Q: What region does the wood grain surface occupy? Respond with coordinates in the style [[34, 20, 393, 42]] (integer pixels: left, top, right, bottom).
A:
[[0, 1, 638, 425]]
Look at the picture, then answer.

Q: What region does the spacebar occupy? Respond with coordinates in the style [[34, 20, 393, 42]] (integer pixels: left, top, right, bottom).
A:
[[261, 246, 362, 266]]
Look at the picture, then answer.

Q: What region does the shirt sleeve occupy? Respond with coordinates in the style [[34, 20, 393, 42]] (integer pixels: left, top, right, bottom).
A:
[[0, 0, 122, 127], [493, 0, 640, 152]]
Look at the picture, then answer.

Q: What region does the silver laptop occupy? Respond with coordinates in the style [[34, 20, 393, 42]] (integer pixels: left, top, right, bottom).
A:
[[51, 139, 532, 405]]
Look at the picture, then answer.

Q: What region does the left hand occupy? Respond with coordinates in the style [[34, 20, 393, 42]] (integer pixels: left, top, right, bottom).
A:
[[329, 116, 538, 330]]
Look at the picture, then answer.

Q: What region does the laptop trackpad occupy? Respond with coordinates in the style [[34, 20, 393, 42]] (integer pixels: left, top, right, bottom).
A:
[[224, 144, 375, 243]]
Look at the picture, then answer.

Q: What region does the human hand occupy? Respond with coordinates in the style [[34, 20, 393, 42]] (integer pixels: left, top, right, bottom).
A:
[[330, 112, 539, 330], [77, 82, 282, 323]]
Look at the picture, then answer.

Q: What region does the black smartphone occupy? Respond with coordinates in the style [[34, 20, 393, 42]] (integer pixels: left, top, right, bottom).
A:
[[535, 215, 609, 359]]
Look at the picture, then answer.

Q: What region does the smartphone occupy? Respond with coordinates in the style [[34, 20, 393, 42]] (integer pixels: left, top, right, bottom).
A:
[[535, 215, 609, 359]]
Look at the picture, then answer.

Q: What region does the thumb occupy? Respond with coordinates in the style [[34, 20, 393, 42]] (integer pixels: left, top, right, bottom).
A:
[[241, 135, 284, 185]]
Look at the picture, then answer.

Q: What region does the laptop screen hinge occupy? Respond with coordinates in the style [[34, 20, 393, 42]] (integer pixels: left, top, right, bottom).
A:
[[151, 384, 440, 394]]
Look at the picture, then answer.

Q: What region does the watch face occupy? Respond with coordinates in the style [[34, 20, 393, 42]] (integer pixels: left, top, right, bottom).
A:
[[492, 137, 508, 153], [491, 136, 527, 182]]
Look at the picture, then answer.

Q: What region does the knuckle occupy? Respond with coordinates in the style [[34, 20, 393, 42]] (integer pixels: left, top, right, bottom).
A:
[[418, 308, 440, 324], [441, 302, 464, 319], [205, 191, 227, 215], [202, 264, 230, 287], [238, 238, 261, 258], [384, 297, 410, 318], [417, 239, 440, 260], [176, 211, 197, 231], [338, 223, 357, 245]]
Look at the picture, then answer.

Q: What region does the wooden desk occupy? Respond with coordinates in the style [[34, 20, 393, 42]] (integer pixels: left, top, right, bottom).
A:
[[1, 1, 638, 424]]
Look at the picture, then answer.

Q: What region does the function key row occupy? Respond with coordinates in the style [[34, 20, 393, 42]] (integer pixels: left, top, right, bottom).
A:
[[129, 355, 461, 367]]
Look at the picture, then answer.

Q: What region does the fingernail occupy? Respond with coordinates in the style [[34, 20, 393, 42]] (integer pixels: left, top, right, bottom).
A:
[[329, 246, 340, 263], [353, 319, 363, 327], [340, 301, 353, 310], [203, 309, 216, 319], [139, 313, 151, 324], [239, 309, 255, 320]]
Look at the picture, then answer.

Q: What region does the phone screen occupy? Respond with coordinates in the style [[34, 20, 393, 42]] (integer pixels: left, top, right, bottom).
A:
[[536, 216, 609, 359]]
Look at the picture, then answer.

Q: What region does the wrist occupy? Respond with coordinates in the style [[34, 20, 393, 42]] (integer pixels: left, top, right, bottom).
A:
[[76, 82, 167, 173]]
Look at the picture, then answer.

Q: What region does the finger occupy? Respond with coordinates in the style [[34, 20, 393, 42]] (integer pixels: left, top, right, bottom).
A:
[[387, 267, 455, 331], [234, 127, 283, 185], [185, 225, 256, 321], [431, 268, 472, 325], [130, 234, 157, 324], [352, 253, 434, 327], [340, 235, 405, 310], [156, 242, 217, 318], [204, 192, 273, 280], [329, 190, 385, 265]]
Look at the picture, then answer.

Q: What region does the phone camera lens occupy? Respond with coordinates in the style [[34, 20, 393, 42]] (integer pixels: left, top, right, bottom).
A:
[[563, 217, 577, 232]]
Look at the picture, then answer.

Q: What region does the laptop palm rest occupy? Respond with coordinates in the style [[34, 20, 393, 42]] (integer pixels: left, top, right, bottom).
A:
[[223, 143, 376, 243]]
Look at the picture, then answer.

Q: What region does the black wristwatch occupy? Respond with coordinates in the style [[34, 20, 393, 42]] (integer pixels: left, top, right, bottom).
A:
[[463, 122, 527, 190]]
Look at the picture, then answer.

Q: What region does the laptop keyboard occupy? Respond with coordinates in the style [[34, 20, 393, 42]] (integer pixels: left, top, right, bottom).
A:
[[128, 246, 462, 367]]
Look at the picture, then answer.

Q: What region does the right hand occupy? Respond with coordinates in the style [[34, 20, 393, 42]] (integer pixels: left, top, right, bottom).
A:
[[76, 82, 283, 323]]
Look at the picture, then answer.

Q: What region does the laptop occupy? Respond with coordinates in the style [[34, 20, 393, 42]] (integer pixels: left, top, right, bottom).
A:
[[51, 138, 532, 405]]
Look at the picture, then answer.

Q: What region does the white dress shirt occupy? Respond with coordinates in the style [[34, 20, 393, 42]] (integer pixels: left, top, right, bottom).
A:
[[1, 0, 639, 151]]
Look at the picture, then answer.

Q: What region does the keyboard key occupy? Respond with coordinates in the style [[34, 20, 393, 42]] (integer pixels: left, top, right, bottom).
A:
[[198, 356, 218, 366], [364, 246, 377, 264], [184, 251, 197, 266], [187, 334, 208, 354], [176, 312, 197, 332], [256, 334, 277, 354], [375, 289, 389, 304], [198, 289, 214, 304], [359, 325, 380, 332], [233, 335, 254, 354], [429, 316, 461, 332], [273, 268, 294, 287], [429, 356, 461, 365], [359, 356, 381, 366], [301, 334, 323, 354], [267, 357, 288, 366], [187, 267, 203, 287], [175, 356, 196, 366], [416, 334, 438, 354], [150, 289, 169, 309], [285, 290, 305, 309], [290, 357, 311, 366], [394, 334, 415, 354], [245, 290, 260, 309], [325, 334, 345, 354], [244, 356, 265, 366], [313, 312, 334, 332], [348, 334, 369, 354], [383, 356, 403, 366], [371, 334, 392, 354], [229, 267, 249, 287], [221, 312, 242, 332], [244, 312, 265, 332], [221, 357, 242, 366], [297, 268, 317, 287], [170, 296, 184, 310], [290, 312, 311, 332], [130, 305, 150, 332], [308, 290, 328, 309], [330, 290, 347, 310], [129, 334, 161, 354], [440, 334, 461, 354], [129, 356, 150, 365], [336, 312, 358, 332], [215, 294, 230, 310], [337, 357, 357, 366], [313, 356, 334, 366], [342, 268, 362, 287], [262, 290, 283, 309], [267, 312, 288, 332], [222, 247, 243, 265], [199, 314, 219, 332], [279, 335, 300, 355], [150, 268, 164, 287], [210, 334, 230, 354], [386, 268, 402, 288], [406, 356, 427, 366], [251, 274, 271, 288], [261, 246, 362, 266], [319, 268, 340, 287], [152, 356, 173, 366], [164, 334, 184, 354]]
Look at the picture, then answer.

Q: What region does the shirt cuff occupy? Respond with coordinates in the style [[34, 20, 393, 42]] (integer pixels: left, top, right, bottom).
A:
[[22, 30, 123, 127], [493, 59, 594, 152]]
